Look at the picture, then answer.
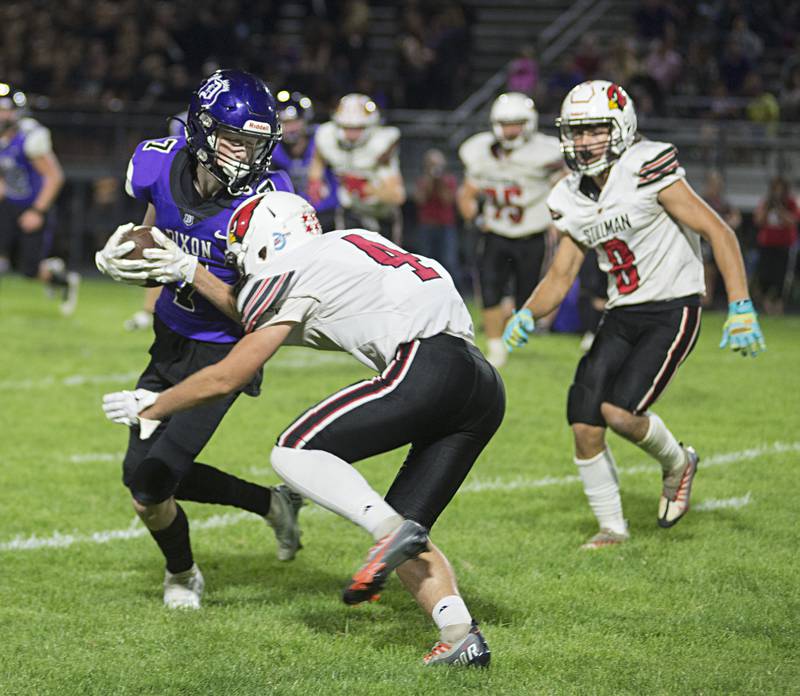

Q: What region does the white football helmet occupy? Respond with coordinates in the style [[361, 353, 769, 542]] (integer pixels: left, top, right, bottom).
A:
[[226, 191, 322, 275], [556, 80, 637, 176], [333, 93, 380, 149], [490, 92, 537, 150]]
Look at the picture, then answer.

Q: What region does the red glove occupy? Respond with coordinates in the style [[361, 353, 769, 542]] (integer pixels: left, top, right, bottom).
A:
[[307, 178, 324, 204], [341, 174, 369, 199]]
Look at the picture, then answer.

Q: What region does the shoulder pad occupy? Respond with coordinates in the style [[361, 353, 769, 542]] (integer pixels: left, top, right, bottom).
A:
[[238, 270, 297, 333], [626, 140, 680, 188], [458, 131, 494, 167], [125, 135, 183, 200]]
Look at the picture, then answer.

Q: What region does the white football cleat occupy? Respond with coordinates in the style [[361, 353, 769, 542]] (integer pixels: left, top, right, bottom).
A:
[[124, 309, 153, 331], [60, 271, 81, 316], [486, 342, 507, 369], [265, 485, 304, 561], [658, 445, 699, 528], [163, 563, 204, 609], [580, 527, 629, 550]]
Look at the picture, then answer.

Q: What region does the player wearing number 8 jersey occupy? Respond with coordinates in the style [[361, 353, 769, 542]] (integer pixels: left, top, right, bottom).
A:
[[503, 80, 765, 547], [102, 191, 504, 665], [458, 93, 564, 368]]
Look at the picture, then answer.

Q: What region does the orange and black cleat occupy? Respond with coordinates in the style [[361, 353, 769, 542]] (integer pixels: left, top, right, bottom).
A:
[[342, 519, 429, 605]]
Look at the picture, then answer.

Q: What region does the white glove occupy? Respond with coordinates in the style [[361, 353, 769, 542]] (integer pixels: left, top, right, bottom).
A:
[[102, 389, 161, 439], [95, 223, 151, 285], [142, 227, 198, 285]]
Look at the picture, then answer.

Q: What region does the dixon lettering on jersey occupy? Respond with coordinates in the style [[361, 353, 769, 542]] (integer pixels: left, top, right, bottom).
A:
[[164, 229, 213, 259], [581, 213, 633, 245]]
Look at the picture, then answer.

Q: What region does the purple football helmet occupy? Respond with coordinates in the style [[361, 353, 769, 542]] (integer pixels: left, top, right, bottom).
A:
[[186, 69, 282, 194]]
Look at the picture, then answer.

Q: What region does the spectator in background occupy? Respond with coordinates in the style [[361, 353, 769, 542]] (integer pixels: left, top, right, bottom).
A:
[[728, 14, 764, 64], [397, 4, 435, 108], [644, 28, 682, 97], [602, 39, 641, 88], [719, 40, 753, 95], [634, 0, 676, 42], [743, 71, 780, 132], [753, 176, 798, 315], [701, 169, 741, 307], [414, 148, 461, 290], [779, 66, 800, 121], [573, 34, 602, 81], [507, 45, 539, 97]]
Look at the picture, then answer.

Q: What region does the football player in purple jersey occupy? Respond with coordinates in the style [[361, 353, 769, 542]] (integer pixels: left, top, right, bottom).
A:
[[95, 70, 302, 609], [0, 83, 78, 314], [271, 90, 338, 231]]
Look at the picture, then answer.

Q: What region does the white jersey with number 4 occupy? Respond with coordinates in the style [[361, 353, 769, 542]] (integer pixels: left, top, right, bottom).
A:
[[458, 131, 562, 237], [314, 122, 401, 219], [547, 139, 704, 308], [236, 229, 474, 372]]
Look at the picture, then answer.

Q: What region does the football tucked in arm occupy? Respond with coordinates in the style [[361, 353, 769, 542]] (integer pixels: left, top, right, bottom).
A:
[[119, 226, 159, 286]]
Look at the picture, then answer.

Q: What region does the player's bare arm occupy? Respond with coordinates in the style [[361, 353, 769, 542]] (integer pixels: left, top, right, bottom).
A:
[[141, 323, 294, 421], [658, 179, 749, 302], [523, 233, 586, 318], [188, 264, 239, 321], [456, 178, 480, 222], [21, 152, 64, 232]]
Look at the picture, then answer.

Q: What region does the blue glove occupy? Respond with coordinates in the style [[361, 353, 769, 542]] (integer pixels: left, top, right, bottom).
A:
[[503, 308, 535, 351], [719, 299, 766, 357]]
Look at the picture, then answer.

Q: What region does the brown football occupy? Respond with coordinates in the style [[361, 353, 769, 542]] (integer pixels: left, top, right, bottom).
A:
[[119, 225, 159, 286], [120, 225, 156, 260]]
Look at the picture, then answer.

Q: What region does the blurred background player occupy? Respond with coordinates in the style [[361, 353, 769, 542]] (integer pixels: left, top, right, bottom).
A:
[[504, 80, 764, 548], [95, 70, 301, 609], [457, 92, 564, 368], [271, 90, 338, 232], [103, 191, 504, 666], [308, 93, 406, 243], [0, 82, 77, 314]]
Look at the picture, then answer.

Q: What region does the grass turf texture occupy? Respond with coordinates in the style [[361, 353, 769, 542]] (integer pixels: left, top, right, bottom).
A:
[[1, 275, 798, 695]]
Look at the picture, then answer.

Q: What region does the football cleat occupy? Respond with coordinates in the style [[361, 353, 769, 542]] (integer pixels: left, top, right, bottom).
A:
[[60, 271, 81, 316], [265, 484, 304, 561], [163, 563, 204, 609], [658, 445, 699, 528], [423, 621, 491, 667], [124, 309, 153, 331], [580, 527, 629, 550], [342, 519, 429, 605]]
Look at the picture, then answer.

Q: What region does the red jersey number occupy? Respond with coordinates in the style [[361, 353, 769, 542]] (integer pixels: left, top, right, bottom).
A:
[[343, 233, 441, 281], [602, 238, 640, 294], [484, 185, 523, 224]]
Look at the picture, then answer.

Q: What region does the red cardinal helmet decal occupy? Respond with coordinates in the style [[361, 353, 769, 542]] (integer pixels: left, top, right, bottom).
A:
[[606, 84, 627, 111]]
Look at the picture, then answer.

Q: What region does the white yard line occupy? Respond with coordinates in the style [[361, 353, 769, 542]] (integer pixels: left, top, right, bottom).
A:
[[1, 441, 795, 553], [2, 353, 355, 392]]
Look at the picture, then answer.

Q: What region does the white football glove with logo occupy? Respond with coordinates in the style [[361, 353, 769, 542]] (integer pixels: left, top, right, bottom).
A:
[[95, 223, 151, 285], [142, 228, 198, 285], [102, 388, 161, 440]]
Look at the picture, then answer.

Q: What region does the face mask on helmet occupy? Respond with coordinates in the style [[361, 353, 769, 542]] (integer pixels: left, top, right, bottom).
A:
[[333, 93, 379, 149], [0, 83, 26, 136], [226, 191, 323, 275], [490, 92, 537, 150], [186, 70, 282, 195], [556, 80, 637, 177], [276, 90, 313, 146]]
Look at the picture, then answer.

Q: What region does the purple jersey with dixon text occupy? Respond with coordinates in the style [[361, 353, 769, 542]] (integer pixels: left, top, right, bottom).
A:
[[125, 134, 293, 342], [0, 119, 47, 208], [272, 126, 337, 213]]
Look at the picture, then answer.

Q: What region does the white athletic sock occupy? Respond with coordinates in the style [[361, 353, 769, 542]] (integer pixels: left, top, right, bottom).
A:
[[575, 448, 627, 535], [432, 595, 472, 643], [271, 446, 402, 540], [636, 413, 684, 474]]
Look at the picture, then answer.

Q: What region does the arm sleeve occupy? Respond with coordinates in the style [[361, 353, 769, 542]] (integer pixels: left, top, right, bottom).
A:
[[238, 270, 299, 333], [636, 144, 685, 196], [251, 295, 318, 332]]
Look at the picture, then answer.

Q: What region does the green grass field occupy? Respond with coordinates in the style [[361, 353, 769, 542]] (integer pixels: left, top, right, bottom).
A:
[[1, 275, 798, 695]]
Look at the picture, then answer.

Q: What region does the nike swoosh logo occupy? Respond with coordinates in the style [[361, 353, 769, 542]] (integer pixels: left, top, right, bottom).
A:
[[213, 230, 227, 240]]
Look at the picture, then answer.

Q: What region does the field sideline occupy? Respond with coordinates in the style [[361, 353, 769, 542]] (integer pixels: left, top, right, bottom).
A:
[[1, 275, 798, 695]]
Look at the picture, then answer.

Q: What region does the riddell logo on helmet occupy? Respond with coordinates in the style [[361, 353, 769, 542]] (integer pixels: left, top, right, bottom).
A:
[[244, 120, 272, 133], [607, 84, 627, 110]]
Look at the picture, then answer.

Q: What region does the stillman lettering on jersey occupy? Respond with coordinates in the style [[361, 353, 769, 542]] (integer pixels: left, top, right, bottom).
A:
[[581, 213, 632, 245]]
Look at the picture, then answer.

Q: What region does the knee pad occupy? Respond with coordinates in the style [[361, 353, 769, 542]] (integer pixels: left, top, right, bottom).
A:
[[567, 382, 606, 427], [128, 456, 178, 505]]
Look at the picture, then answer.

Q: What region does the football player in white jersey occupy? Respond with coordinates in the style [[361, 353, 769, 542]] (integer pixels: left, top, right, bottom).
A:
[[102, 191, 504, 667], [307, 93, 406, 243], [503, 80, 765, 548], [458, 92, 564, 368]]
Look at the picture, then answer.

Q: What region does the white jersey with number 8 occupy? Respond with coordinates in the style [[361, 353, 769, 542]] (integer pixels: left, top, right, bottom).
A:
[[547, 139, 704, 308], [236, 229, 474, 371]]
